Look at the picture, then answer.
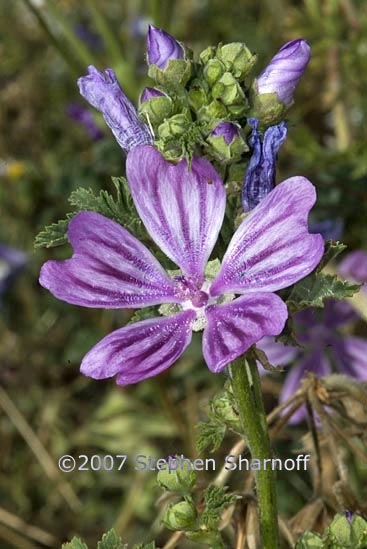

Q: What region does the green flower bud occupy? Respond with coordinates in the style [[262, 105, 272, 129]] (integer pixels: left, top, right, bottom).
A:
[[199, 45, 217, 65], [325, 513, 367, 547], [197, 100, 228, 123], [249, 86, 286, 126], [158, 112, 192, 141], [139, 94, 173, 127], [217, 42, 257, 79], [210, 390, 241, 429], [148, 57, 192, 89], [206, 121, 248, 164], [188, 83, 209, 112], [187, 529, 224, 546], [157, 456, 197, 494], [211, 73, 248, 117], [203, 58, 226, 87], [162, 500, 198, 531]]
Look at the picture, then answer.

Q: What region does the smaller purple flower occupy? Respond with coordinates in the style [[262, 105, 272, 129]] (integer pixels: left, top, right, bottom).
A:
[[257, 300, 367, 423], [310, 218, 344, 242], [147, 25, 184, 70], [211, 122, 239, 145], [242, 118, 287, 212], [78, 66, 152, 153], [0, 245, 27, 296], [140, 87, 165, 104], [67, 103, 104, 141], [256, 39, 310, 106], [338, 250, 367, 294]]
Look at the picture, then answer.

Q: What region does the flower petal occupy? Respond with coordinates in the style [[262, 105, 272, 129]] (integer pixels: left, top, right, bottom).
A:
[[257, 335, 298, 373], [39, 211, 180, 308], [202, 292, 288, 373], [80, 310, 195, 385], [331, 336, 367, 380], [210, 177, 324, 296], [280, 351, 331, 424], [126, 145, 226, 280]]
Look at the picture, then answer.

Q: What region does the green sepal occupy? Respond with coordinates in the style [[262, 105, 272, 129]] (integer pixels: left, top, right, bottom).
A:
[[216, 42, 257, 79], [148, 56, 192, 88], [139, 94, 173, 126], [157, 111, 192, 140], [203, 58, 226, 86], [206, 128, 248, 164], [62, 537, 89, 549], [97, 529, 124, 549], [197, 99, 228, 123], [162, 500, 198, 531], [199, 45, 217, 65], [295, 531, 324, 548], [212, 72, 248, 115], [157, 455, 197, 494], [249, 86, 285, 126]]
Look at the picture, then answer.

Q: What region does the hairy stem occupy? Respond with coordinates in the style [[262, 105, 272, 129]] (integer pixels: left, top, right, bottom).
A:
[[230, 356, 279, 549]]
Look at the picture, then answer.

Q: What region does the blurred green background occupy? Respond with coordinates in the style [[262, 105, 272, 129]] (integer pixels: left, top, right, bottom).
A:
[[0, 0, 366, 547]]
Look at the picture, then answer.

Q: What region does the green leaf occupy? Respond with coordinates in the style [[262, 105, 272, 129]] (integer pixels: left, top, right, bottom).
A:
[[196, 420, 226, 453], [35, 215, 73, 248], [62, 537, 89, 549], [200, 486, 238, 530], [287, 272, 361, 314], [316, 240, 347, 272], [295, 531, 324, 548], [128, 306, 159, 325], [97, 528, 125, 549], [275, 317, 301, 348]]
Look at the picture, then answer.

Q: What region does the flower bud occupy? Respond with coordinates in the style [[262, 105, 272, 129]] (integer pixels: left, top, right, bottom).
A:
[[207, 122, 248, 164], [157, 456, 197, 494], [242, 118, 287, 212], [147, 25, 184, 70], [212, 73, 248, 117], [139, 88, 173, 126], [210, 390, 241, 430], [203, 58, 225, 87], [217, 42, 257, 79], [162, 500, 198, 531], [78, 66, 152, 153], [255, 39, 310, 106], [140, 87, 165, 103], [157, 112, 192, 141]]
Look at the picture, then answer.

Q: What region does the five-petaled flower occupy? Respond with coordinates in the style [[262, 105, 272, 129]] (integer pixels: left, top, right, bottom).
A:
[[257, 300, 367, 423], [39, 146, 323, 385]]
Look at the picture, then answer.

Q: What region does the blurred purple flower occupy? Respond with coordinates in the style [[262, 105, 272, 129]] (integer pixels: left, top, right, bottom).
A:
[[0, 245, 27, 296], [67, 104, 104, 141], [338, 250, 367, 294], [211, 122, 240, 145], [256, 39, 310, 105], [258, 300, 367, 423], [74, 23, 103, 52], [310, 218, 344, 242], [78, 66, 152, 152], [40, 146, 323, 385], [140, 87, 165, 103], [147, 25, 184, 70], [242, 118, 287, 212]]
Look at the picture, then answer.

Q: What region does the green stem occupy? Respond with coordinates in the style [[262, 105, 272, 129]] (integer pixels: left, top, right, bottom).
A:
[[230, 356, 279, 549]]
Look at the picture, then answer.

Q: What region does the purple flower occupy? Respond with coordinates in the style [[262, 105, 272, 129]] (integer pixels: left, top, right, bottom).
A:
[[78, 66, 152, 152], [211, 122, 239, 145], [257, 300, 367, 423], [0, 245, 27, 295], [338, 250, 367, 294], [74, 23, 103, 52], [256, 39, 310, 106], [140, 87, 165, 104], [40, 146, 323, 385], [147, 25, 184, 70], [242, 118, 287, 212], [310, 218, 344, 242], [67, 103, 104, 141]]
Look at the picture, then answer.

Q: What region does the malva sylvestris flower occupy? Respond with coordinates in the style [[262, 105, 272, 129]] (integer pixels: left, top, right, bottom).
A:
[[242, 117, 287, 212], [78, 66, 152, 153], [211, 122, 240, 145], [39, 145, 324, 385], [258, 299, 367, 423], [256, 39, 310, 106]]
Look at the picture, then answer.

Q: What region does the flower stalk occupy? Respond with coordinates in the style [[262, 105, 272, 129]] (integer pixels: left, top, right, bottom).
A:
[[230, 356, 279, 549]]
